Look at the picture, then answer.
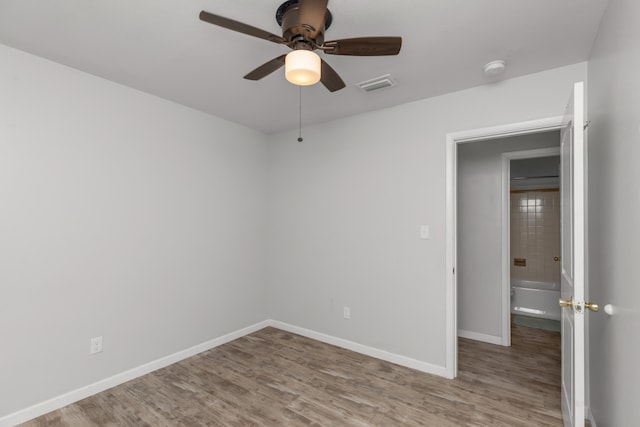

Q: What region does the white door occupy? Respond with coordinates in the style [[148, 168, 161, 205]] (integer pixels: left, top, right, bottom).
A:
[[560, 81, 588, 427]]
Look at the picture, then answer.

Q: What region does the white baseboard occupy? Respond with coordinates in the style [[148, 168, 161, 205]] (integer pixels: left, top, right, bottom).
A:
[[458, 329, 504, 346], [0, 320, 270, 427], [269, 320, 448, 378], [587, 406, 597, 427], [2, 319, 449, 426]]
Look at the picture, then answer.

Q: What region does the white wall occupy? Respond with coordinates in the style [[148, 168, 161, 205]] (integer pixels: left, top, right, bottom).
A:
[[0, 38, 601, 422], [267, 62, 587, 367], [0, 44, 268, 417], [457, 132, 559, 341], [587, 0, 640, 424]]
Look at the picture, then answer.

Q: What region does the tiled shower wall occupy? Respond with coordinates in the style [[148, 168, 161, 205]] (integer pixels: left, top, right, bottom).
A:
[[510, 190, 561, 283]]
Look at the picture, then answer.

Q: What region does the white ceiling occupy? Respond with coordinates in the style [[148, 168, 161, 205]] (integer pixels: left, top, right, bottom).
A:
[[0, 0, 608, 134]]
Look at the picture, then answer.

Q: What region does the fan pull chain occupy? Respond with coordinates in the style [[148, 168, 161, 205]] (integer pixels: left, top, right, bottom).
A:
[[297, 86, 304, 143]]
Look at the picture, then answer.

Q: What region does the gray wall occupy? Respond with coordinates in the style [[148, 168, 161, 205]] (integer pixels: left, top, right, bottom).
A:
[[587, 0, 640, 424], [0, 45, 269, 416], [511, 156, 560, 178], [457, 132, 560, 340], [510, 156, 560, 190], [267, 63, 586, 366], [0, 35, 604, 422]]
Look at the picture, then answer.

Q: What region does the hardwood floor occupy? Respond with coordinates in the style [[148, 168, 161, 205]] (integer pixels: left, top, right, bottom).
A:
[[22, 324, 561, 426]]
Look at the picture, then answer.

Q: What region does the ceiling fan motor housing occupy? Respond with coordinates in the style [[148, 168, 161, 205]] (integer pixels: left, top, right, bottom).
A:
[[276, 0, 332, 48]]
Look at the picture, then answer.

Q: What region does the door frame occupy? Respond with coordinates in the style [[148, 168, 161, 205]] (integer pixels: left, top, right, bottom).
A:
[[445, 116, 564, 379], [501, 147, 561, 347]]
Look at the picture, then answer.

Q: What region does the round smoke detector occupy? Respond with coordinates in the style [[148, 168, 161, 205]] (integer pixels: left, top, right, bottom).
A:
[[483, 60, 506, 76]]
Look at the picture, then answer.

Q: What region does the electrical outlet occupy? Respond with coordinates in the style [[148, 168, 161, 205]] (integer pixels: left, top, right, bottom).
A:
[[343, 306, 351, 319], [90, 336, 103, 354]]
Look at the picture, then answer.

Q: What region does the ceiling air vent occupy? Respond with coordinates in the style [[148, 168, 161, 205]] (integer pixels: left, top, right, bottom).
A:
[[356, 74, 397, 92]]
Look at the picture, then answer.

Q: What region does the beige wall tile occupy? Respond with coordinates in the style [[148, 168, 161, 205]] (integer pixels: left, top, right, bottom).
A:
[[510, 191, 560, 282]]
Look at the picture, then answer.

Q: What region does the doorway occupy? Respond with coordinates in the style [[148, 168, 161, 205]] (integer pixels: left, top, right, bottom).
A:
[[508, 153, 562, 338], [447, 83, 588, 427], [455, 133, 561, 348], [444, 116, 565, 379], [450, 129, 565, 422]]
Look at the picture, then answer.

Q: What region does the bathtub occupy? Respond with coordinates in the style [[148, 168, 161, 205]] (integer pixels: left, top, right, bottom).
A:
[[510, 279, 561, 321]]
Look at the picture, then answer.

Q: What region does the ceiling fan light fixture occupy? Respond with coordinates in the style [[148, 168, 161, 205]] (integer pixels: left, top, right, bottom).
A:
[[285, 50, 321, 86]]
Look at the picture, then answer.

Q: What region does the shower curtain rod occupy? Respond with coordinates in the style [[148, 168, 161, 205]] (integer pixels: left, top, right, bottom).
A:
[[511, 175, 559, 180]]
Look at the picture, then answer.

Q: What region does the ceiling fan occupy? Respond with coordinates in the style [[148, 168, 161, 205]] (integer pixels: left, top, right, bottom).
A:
[[199, 0, 402, 92]]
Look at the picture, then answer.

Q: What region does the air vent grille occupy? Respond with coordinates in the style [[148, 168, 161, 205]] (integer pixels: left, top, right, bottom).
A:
[[356, 74, 397, 92]]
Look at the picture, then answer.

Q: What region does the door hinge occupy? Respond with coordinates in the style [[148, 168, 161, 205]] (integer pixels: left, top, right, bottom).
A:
[[584, 120, 591, 129], [453, 267, 455, 274]]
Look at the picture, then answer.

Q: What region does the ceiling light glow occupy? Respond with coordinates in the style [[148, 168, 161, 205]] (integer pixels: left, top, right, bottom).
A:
[[285, 50, 321, 86]]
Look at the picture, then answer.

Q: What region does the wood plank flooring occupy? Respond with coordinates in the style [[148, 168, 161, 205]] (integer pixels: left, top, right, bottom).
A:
[[21, 324, 561, 426]]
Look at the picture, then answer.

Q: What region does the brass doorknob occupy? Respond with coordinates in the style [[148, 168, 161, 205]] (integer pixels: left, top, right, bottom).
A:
[[559, 297, 573, 308], [553, 256, 560, 262], [585, 302, 599, 312]]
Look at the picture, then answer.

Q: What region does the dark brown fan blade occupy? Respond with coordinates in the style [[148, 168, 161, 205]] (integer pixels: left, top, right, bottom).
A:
[[298, 0, 329, 40], [320, 59, 346, 92], [199, 11, 286, 45], [323, 37, 402, 56], [244, 55, 287, 81]]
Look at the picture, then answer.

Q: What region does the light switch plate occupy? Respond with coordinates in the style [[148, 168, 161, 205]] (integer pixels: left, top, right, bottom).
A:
[[420, 225, 430, 239]]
